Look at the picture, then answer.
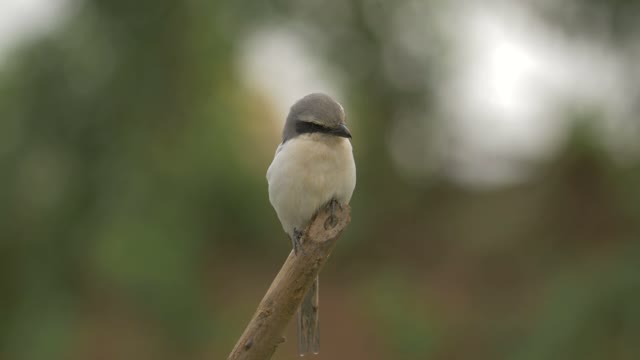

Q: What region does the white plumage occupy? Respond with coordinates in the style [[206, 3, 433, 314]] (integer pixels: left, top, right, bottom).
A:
[[267, 132, 356, 238]]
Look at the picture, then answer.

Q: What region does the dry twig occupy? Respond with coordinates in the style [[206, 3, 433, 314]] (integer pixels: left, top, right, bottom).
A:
[[228, 203, 351, 360]]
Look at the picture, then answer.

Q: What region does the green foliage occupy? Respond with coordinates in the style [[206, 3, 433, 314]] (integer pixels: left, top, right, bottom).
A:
[[358, 269, 439, 359]]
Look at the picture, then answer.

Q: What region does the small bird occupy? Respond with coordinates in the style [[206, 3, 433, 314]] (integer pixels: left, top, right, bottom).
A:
[[267, 93, 356, 355]]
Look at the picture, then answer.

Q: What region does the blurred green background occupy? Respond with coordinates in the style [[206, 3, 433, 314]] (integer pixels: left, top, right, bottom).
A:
[[1, 0, 639, 359]]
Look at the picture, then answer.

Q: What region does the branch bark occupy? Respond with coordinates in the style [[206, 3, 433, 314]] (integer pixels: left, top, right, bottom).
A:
[[228, 203, 351, 360]]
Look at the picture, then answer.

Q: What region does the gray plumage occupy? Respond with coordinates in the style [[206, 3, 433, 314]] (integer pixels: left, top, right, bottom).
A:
[[282, 93, 347, 143]]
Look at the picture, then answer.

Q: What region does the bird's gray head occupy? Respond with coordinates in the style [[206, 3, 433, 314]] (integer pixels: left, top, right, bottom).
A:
[[282, 93, 351, 143]]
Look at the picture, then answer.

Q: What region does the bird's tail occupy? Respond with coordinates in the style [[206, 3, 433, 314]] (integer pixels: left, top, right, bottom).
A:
[[298, 275, 320, 356]]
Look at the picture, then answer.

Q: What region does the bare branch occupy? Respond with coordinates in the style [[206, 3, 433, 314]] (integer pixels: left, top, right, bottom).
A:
[[228, 203, 351, 360]]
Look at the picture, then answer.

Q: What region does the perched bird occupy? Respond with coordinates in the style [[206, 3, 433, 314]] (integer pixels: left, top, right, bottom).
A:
[[266, 93, 356, 355]]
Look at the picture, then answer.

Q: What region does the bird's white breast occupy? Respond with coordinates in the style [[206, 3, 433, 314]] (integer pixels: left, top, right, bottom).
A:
[[267, 134, 356, 237]]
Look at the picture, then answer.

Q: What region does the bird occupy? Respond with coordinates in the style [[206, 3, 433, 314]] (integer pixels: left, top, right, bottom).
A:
[[266, 93, 356, 355]]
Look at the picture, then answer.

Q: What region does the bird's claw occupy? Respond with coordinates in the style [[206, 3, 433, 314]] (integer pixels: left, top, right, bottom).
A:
[[292, 228, 304, 255], [324, 199, 341, 230]]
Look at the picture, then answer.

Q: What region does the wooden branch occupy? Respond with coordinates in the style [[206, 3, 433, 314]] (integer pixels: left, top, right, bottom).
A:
[[228, 203, 351, 360]]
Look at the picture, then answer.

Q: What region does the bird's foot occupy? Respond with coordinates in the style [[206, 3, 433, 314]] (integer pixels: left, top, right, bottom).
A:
[[292, 228, 304, 255], [324, 198, 342, 230]]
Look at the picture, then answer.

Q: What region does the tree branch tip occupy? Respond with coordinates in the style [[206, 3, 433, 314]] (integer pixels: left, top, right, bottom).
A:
[[228, 202, 352, 360]]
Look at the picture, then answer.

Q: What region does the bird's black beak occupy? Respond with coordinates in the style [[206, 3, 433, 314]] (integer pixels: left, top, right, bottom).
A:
[[333, 124, 352, 138]]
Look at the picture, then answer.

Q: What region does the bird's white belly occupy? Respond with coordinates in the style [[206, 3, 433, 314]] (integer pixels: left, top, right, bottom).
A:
[[267, 135, 356, 237]]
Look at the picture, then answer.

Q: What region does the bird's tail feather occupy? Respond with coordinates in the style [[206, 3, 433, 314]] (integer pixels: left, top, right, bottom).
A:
[[298, 276, 320, 356]]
